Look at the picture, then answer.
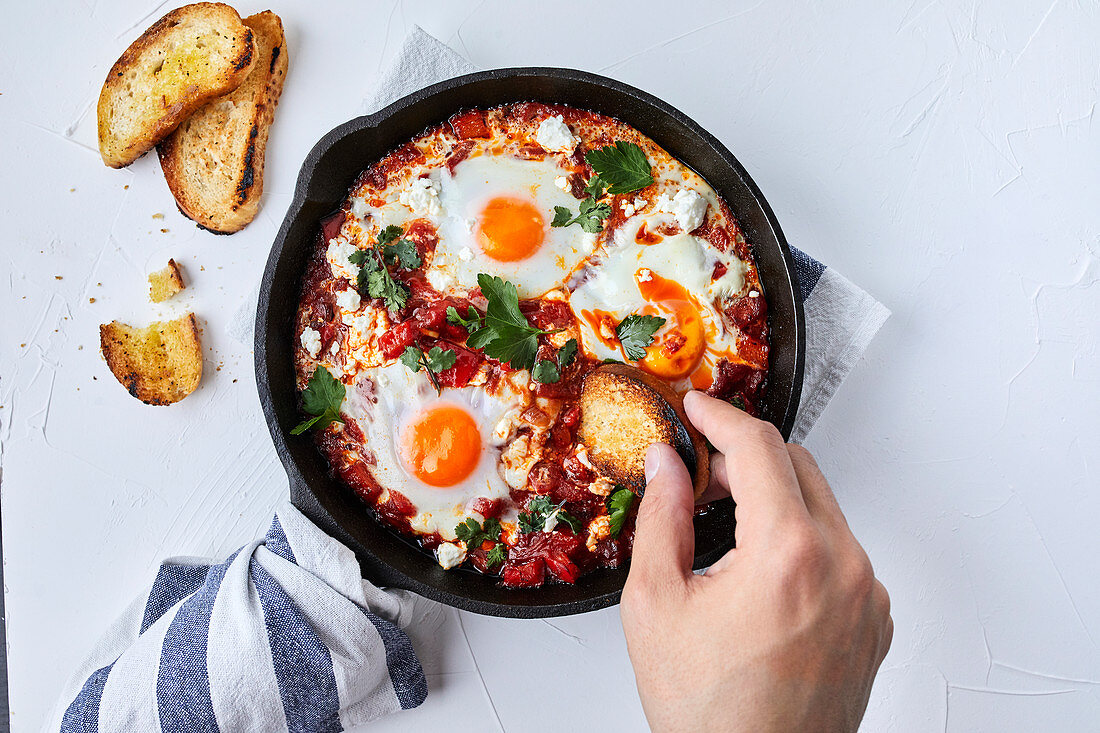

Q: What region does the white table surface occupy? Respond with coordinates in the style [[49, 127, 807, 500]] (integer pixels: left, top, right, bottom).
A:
[[3, 1, 1099, 730]]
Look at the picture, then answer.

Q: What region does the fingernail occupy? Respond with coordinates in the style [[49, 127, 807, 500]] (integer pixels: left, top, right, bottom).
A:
[[644, 444, 662, 483]]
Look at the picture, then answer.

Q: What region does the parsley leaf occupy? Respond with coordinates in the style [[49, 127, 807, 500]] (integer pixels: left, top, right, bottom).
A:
[[550, 197, 612, 233], [291, 366, 345, 435], [466, 274, 558, 371], [558, 338, 578, 369], [400, 345, 456, 394], [376, 224, 404, 246], [517, 495, 581, 534], [585, 141, 654, 194], [446, 305, 483, 334], [616, 314, 666, 360], [486, 543, 506, 568], [607, 487, 637, 538], [556, 509, 583, 534], [531, 359, 559, 384], [383, 238, 421, 269], [531, 338, 580, 385], [349, 226, 417, 314], [454, 516, 502, 549]]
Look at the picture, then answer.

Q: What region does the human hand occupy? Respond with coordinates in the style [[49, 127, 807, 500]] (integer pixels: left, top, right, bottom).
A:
[[621, 391, 892, 733]]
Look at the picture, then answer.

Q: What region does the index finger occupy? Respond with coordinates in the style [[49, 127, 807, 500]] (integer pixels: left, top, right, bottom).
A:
[[683, 391, 808, 536]]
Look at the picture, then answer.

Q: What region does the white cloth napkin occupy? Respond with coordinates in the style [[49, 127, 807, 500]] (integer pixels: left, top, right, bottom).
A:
[[50, 504, 433, 732], [230, 26, 889, 442]]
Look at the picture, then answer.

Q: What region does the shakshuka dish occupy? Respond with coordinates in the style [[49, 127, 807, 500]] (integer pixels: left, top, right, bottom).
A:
[[293, 103, 768, 588]]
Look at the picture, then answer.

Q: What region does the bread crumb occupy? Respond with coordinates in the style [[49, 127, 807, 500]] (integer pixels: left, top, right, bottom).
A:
[[148, 259, 185, 303]]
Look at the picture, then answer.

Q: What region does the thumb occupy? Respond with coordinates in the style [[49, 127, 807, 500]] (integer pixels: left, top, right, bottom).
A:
[[628, 443, 696, 587]]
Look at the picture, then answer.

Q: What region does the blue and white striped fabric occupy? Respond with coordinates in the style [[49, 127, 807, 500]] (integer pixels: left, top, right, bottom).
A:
[[52, 504, 427, 733]]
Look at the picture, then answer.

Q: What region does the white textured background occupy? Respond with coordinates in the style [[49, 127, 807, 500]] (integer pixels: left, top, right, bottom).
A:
[[2, 1, 1099, 731]]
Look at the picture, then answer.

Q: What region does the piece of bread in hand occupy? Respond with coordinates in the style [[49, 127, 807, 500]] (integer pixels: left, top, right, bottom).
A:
[[578, 364, 709, 498], [100, 314, 203, 405], [148, 258, 186, 302], [97, 3, 256, 168], [157, 11, 288, 233]]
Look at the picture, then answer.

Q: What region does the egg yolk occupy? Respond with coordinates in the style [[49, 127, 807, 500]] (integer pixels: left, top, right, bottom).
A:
[[635, 271, 708, 380], [476, 196, 545, 261], [400, 405, 482, 487]]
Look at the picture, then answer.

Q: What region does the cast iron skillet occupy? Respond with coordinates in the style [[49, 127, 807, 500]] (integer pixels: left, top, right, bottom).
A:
[[256, 68, 805, 618]]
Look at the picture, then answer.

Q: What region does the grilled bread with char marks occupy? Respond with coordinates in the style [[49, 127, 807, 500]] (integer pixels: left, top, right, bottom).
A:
[[579, 364, 709, 498], [100, 314, 203, 405], [157, 11, 288, 233], [97, 3, 256, 168]]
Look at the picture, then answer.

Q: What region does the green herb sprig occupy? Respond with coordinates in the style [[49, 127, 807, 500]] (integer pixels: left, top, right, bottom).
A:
[[606, 487, 637, 539], [290, 366, 345, 435], [531, 338, 578, 385], [616, 314, 666, 361], [518, 495, 583, 535], [349, 225, 421, 314], [551, 141, 653, 232], [400, 345, 456, 394], [459, 274, 560, 371]]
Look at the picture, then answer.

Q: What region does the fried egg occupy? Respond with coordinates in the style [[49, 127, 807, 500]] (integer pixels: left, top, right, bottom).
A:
[[430, 155, 595, 297], [568, 213, 748, 390], [341, 359, 523, 540]]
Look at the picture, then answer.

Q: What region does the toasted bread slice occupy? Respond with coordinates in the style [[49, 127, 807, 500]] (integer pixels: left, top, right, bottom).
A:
[[148, 258, 185, 302], [157, 11, 288, 233], [97, 3, 256, 168], [100, 314, 203, 405], [579, 364, 709, 498]]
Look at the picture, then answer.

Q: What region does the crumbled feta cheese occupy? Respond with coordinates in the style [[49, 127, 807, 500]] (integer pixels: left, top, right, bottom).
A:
[[656, 188, 709, 233], [588, 477, 615, 497], [633, 196, 645, 209], [621, 200, 637, 217], [326, 235, 360, 282], [501, 434, 539, 489], [491, 408, 522, 446], [536, 115, 578, 152], [436, 541, 467, 570], [458, 246, 474, 261], [749, 290, 760, 298], [329, 340, 340, 356], [555, 175, 570, 191], [579, 231, 597, 254], [543, 511, 560, 533], [350, 197, 371, 221], [575, 445, 595, 471], [399, 176, 442, 216], [586, 514, 611, 552], [300, 327, 322, 358], [335, 288, 361, 312], [426, 266, 455, 293], [637, 268, 654, 283]]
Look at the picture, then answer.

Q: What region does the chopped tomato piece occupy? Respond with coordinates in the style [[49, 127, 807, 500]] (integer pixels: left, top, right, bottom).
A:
[[471, 497, 503, 519], [413, 301, 448, 332], [500, 558, 546, 588], [379, 320, 418, 359], [434, 342, 483, 387], [449, 110, 490, 139], [543, 552, 580, 584]]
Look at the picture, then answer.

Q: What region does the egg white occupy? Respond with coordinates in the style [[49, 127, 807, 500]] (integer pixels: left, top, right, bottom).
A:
[[569, 213, 747, 376], [431, 154, 595, 298], [341, 360, 523, 540]]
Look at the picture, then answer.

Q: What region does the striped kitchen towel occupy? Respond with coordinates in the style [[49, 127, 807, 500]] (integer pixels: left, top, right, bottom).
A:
[[51, 504, 427, 732]]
